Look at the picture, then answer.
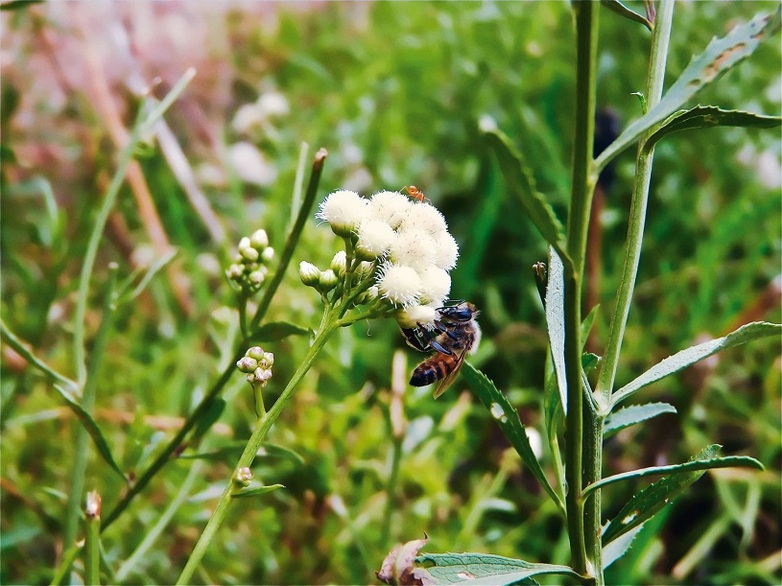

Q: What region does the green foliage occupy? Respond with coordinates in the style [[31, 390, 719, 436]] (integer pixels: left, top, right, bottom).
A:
[[1, 2, 780, 585]]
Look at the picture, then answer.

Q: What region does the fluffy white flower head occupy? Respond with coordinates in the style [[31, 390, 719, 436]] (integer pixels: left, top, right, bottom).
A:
[[388, 229, 437, 271], [318, 190, 369, 237], [396, 304, 438, 328], [356, 219, 396, 260], [433, 232, 459, 270], [398, 202, 448, 237], [367, 190, 412, 229], [417, 266, 451, 306], [377, 263, 423, 307]]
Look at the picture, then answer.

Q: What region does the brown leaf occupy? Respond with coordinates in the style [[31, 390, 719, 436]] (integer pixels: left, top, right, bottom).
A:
[[377, 534, 435, 585]]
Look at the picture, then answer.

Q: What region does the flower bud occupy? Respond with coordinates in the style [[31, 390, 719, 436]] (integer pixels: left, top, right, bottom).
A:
[[330, 250, 347, 277], [246, 346, 265, 360], [250, 229, 269, 249], [239, 246, 260, 262], [261, 247, 275, 262], [237, 356, 259, 373], [248, 270, 265, 286], [227, 264, 244, 279], [235, 466, 253, 486], [319, 269, 338, 291], [299, 261, 321, 286]]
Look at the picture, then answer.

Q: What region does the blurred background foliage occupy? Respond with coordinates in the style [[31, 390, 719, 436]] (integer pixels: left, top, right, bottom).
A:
[[1, 1, 780, 584]]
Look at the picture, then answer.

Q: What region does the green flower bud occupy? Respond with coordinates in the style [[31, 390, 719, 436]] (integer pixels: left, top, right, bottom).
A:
[[319, 269, 338, 291], [299, 261, 321, 286], [250, 229, 269, 250], [261, 247, 275, 262]]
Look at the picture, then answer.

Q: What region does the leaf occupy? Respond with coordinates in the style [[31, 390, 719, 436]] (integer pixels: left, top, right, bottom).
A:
[[612, 321, 781, 408], [602, 523, 646, 569], [582, 353, 601, 374], [598, 445, 763, 544], [647, 106, 781, 147], [117, 248, 179, 305], [595, 7, 782, 171], [232, 483, 285, 499], [190, 398, 226, 444], [601, 0, 652, 32], [251, 321, 310, 342], [180, 441, 305, 465], [603, 402, 677, 438], [378, 535, 433, 586], [462, 363, 564, 512], [545, 248, 567, 414], [53, 385, 127, 483], [417, 553, 581, 585], [484, 128, 569, 261]]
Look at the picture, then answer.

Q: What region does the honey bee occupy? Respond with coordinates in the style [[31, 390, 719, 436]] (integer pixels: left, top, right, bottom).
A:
[[404, 185, 428, 203], [401, 301, 481, 398]]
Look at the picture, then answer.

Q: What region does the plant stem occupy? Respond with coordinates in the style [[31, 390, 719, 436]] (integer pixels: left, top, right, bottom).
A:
[[595, 0, 674, 405], [65, 265, 118, 547], [176, 313, 340, 584], [565, 0, 599, 579], [380, 436, 403, 544]]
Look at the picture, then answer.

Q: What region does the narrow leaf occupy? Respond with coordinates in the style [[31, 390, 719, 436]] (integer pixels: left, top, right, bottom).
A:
[[596, 7, 782, 171], [545, 248, 568, 414], [462, 362, 564, 513], [601, 0, 652, 31], [191, 398, 226, 443], [251, 321, 310, 342], [417, 553, 581, 585], [647, 106, 781, 147], [484, 128, 569, 261], [602, 523, 646, 569], [603, 402, 677, 438], [598, 446, 763, 544], [612, 321, 781, 408], [232, 483, 285, 499], [53, 384, 127, 483]]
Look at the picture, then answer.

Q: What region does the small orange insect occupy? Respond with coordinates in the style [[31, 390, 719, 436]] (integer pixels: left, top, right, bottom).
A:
[[404, 185, 428, 203]]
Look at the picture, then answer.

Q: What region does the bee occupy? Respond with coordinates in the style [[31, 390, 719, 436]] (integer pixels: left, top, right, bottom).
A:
[[401, 301, 481, 398], [404, 185, 428, 203]]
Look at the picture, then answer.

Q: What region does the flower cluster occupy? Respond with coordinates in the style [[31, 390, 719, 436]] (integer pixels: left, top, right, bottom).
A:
[[301, 188, 459, 328], [236, 346, 275, 385], [226, 229, 275, 294]]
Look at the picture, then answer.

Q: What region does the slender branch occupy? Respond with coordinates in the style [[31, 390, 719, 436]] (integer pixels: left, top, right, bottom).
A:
[[564, 0, 599, 577]]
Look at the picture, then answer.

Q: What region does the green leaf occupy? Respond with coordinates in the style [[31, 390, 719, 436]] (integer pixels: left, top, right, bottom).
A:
[[251, 321, 310, 342], [545, 248, 567, 414], [595, 7, 782, 172], [53, 385, 127, 483], [180, 441, 305, 465], [116, 248, 179, 305], [602, 523, 646, 569], [601, 0, 652, 32], [484, 128, 569, 261], [582, 353, 601, 374], [612, 321, 781, 408], [647, 106, 781, 147], [598, 445, 763, 544], [462, 362, 564, 513], [417, 553, 581, 585], [603, 402, 677, 438], [232, 483, 285, 499]]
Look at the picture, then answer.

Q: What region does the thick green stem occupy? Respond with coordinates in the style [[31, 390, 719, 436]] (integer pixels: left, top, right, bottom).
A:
[[564, 0, 599, 578], [596, 0, 674, 406], [176, 314, 340, 584]]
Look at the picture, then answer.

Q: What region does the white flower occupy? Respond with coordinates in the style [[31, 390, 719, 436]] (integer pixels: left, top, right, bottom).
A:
[[398, 202, 448, 237], [417, 266, 451, 305], [355, 219, 396, 260], [256, 91, 290, 118], [317, 190, 369, 237], [433, 232, 459, 270], [367, 190, 412, 229], [377, 263, 423, 307], [261, 247, 275, 262], [388, 229, 437, 270], [250, 229, 269, 249], [396, 304, 437, 328]]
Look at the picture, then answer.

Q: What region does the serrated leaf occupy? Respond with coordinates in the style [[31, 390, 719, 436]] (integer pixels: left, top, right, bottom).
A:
[[603, 402, 677, 438], [462, 363, 564, 512], [601, 0, 652, 31], [53, 384, 127, 483], [595, 7, 782, 171], [484, 129, 569, 261], [251, 321, 310, 342], [647, 106, 781, 147], [417, 553, 581, 585], [232, 482, 285, 498], [602, 522, 646, 569], [612, 322, 781, 408], [600, 445, 763, 544], [545, 248, 567, 414]]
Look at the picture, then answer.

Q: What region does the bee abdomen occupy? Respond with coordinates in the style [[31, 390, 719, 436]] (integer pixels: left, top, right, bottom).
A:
[[410, 356, 452, 386]]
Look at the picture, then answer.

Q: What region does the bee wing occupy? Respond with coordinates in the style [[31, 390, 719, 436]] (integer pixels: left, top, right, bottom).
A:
[[432, 344, 470, 399]]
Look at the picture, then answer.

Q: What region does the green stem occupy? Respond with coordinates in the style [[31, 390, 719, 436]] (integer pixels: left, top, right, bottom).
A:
[[84, 492, 101, 585], [65, 265, 118, 547], [596, 0, 674, 406], [380, 436, 403, 544], [565, 0, 599, 578], [250, 148, 327, 331], [176, 313, 340, 584]]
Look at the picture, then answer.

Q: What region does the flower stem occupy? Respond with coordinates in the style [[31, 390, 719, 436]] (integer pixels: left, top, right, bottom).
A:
[[176, 311, 340, 584]]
